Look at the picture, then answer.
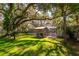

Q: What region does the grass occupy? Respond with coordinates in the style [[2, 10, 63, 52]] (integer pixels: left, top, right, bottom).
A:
[[0, 33, 71, 56]]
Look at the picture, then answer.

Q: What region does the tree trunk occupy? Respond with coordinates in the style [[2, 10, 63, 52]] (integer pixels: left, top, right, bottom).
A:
[[12, 15, 16, 40], [63, 15, 67, 42], [76, 15, 79, 41], [12, 20, 16, 40], [61, 7, 67, 42], [13, 32, 15, 40]]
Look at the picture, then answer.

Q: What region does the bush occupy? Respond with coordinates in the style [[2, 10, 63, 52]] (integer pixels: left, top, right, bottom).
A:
[[66, 26, 76, 41]]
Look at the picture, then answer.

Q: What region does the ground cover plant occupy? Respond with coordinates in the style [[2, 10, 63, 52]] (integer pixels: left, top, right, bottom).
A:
[[0, 33, 71, 56]]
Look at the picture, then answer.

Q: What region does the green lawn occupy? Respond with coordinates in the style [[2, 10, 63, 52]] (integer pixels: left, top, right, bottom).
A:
[[0, 33, 70, 56]]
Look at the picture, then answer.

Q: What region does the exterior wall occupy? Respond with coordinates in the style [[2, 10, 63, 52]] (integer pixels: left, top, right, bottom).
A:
[[46, 32, 57, 38]]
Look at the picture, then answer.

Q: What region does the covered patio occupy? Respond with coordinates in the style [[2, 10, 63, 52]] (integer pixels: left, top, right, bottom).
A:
[[33, 26, 57, 38]]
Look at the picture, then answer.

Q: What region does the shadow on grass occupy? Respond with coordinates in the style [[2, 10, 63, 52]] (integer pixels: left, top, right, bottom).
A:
[[0, 36, 73, 56], [18, 42, 70, 56], [31, 36, 44, 39]]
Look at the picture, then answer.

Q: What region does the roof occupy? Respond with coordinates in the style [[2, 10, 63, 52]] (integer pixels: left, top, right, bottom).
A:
[[47, 26, 57, 29], [35, 26, 57, 30], [35, 27, 46, 29]]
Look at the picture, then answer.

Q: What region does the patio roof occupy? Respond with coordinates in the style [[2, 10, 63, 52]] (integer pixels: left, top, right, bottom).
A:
[[35, 27, 46, 29], [35, 26, 57, 30]]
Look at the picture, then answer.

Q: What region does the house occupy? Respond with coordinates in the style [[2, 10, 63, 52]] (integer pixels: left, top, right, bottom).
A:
[[33, 26, 57, 38]]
